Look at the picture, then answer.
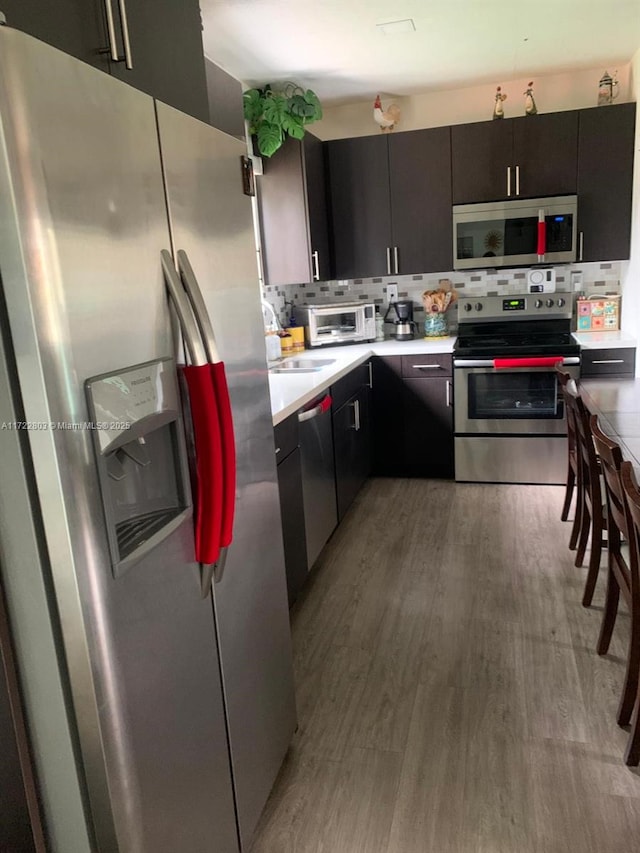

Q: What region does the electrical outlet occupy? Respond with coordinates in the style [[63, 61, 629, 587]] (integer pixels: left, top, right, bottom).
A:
[[387, 284, 398, 302], [571, 271, 583, 291]]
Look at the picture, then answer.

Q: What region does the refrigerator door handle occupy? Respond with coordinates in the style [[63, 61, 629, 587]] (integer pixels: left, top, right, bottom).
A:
[[162, 250, 226, 572], [161, 250, 207, 366], [176, 249, 237, 585], [177, 250, 220, 363]]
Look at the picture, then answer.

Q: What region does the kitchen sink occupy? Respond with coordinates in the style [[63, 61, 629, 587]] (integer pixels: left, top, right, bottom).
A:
[[270, 358, 336, 374]]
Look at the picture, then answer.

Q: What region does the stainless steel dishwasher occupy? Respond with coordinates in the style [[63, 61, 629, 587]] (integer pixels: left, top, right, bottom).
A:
[[298, 393, 338, 569]]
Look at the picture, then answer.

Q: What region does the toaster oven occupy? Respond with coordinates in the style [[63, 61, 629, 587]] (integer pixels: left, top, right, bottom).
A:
[[294, 302, 377, 347]]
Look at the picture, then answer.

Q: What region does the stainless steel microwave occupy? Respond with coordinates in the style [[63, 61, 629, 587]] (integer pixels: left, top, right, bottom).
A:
[[294, 302, 376, 347], [453, 195, 578, 270]]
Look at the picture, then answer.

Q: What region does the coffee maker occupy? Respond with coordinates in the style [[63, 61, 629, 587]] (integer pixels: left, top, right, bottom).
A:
[[385, 299, 415, 341]]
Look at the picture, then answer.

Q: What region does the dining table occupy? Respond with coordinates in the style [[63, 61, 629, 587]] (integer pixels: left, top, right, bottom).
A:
[[580, 377, 640, 478]]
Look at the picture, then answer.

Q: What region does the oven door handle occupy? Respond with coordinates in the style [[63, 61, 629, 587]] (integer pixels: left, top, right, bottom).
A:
[[453, 357, 580, 369]]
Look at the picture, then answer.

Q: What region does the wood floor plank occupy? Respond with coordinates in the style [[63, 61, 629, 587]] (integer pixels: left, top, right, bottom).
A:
[[352, 569, 433, 753], [250, 479, 640, 853]]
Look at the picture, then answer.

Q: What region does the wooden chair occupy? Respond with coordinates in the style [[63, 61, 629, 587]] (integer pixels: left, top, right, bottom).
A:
[[619, 461, 640, 765], [590, 417, 639, 736], [556, 368, 580, 529], [564, 389, 606, 606]]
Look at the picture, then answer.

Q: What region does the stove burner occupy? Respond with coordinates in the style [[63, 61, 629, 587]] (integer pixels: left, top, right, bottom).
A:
[[454, 314, 579, 358]]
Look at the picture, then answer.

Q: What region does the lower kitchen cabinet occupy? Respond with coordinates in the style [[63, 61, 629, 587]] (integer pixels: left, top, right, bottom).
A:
[[403, 377, 454, 477], [580, 347, 636, 378], [274, 416, 308, 607], [371, 356, 404, 475], [333, 385, 372, 521], [371, 354, 454, 478]]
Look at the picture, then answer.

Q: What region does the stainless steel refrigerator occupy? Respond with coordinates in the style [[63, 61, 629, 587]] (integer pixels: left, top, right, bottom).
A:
[[0, 27, 295, 853]]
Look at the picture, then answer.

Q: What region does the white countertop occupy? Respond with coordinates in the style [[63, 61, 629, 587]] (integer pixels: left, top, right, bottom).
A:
[[572, 330, 638, 349], [269, 337, 456, 425]]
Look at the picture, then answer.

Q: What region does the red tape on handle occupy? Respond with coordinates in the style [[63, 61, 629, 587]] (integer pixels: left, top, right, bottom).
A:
[[319, 394, 332, 414], [494, 356, 564, 369], [537, 221, 546, 255], [183, 365, 223, 565], [211, 361, 236, 548]]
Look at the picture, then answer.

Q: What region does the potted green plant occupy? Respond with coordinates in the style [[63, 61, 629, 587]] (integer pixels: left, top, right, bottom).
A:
[[243, 83, 323, 158]]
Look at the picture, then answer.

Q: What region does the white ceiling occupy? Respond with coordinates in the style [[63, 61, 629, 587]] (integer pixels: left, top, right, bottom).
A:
[[200, 0, 640, 106]]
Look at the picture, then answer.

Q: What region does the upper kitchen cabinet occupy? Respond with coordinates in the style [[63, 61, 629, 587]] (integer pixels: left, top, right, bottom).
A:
[[450, 119, 513, 205], [104, 0, 209, 122], [326, 126, 452, 279], [0, 0, 111, 72], [326, 135, 392, 279], [1, 0, 209, 122], [303, 133, 332, 283], [258, 134, 332, 287], [387, 127, 453, 276], [204, 57, 245, 138], [451, 111, 579, 203], [577, 102, 636, 262]]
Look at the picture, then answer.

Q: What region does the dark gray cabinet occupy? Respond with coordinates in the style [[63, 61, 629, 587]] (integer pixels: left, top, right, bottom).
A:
[[451, 111, 579, 203], [326, 127, 453, 279], [274, 415, 308, 607], [258, 134, 332, 286], [1, 0, 110, 71], [388, 127, 453, 275], [401, 354, 453, 479], [580, 347, 636, 377], [577, 103, 636, 262], [332, 364, 372, 521], [304, 133, 332, 282], [371, 354, 454, 478], [326, 135, 391, 280], [371, 355, 404, 476], [2, 0, 209, 122]]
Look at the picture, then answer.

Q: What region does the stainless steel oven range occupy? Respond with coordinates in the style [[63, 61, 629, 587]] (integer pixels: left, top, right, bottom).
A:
[[453, 294, 580, 484]]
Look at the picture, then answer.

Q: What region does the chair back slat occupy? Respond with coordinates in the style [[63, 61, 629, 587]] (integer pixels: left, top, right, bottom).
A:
[[590, 415, 629, 541], [556, 369, 578, 452], [621, 461, 640, 596], [565, 388, 601, 510]]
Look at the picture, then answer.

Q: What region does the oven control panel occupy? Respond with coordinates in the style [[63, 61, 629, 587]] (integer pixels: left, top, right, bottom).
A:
[[458, 293, 572, 322]]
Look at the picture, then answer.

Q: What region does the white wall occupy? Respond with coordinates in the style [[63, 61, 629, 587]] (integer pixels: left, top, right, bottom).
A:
[[314, 64, 633, 140], [623, 47, 640, 372]]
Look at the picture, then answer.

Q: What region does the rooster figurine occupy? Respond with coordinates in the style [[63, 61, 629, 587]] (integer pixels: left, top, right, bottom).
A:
[[373, 94, 401, 133]]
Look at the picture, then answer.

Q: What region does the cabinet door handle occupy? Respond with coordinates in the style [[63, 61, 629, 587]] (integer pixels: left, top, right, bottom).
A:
[[103, 0, 120, 61], [411, 363, 442, 370], [393, 246, 399, 275], [515, 164, 520, 196], [386, 247, 391, 276], [118, 0, 133, 69], [579, 231, 584, 262], [350, 399, 360, 431], [275, 446, 281, 454], [312, 250, 320, 281], [591, 359, 625, 364], [446, 379, 452, 408], [367, 361, 373, 389], [506, 166, 511, 197]]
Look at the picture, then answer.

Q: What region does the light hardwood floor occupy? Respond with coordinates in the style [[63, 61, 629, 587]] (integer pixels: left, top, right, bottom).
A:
[[250, 479, 640, 853]]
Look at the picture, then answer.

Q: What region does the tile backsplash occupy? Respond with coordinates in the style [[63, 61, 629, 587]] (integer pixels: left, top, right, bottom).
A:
[[262, 261, 625, 332]]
